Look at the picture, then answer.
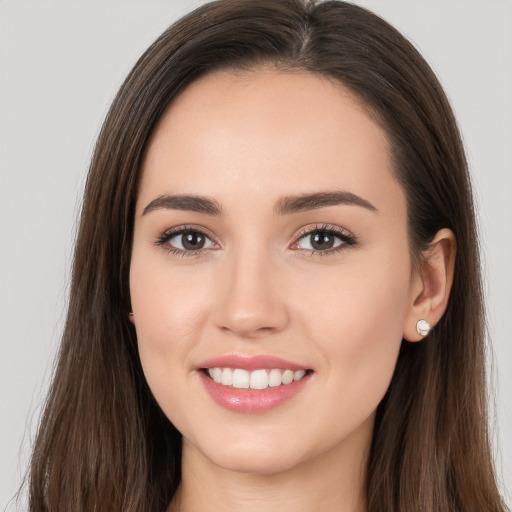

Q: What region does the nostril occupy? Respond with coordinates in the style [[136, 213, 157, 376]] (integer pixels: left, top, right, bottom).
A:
[[219, 324, 280, 339]]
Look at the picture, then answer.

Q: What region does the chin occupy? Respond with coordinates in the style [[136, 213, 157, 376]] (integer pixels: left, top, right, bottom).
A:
[[190, 433, 307, 476], [212, 449, 303, 476]]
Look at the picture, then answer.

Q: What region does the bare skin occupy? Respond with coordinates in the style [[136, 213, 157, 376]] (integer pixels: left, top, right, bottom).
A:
[[129, 69, 455, 512]]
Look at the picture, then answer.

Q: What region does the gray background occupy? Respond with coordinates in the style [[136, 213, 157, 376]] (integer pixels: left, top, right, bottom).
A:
[[1, 0, 511, 508]]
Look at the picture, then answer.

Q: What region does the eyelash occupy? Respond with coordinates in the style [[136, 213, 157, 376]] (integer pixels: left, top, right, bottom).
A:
[[291, 224, 357, 256], [154, 225, 216, 257], [154, 223, 357, 258]]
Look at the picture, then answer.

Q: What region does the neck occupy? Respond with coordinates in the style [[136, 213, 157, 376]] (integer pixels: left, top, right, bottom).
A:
[[168, 415, 372, 512]]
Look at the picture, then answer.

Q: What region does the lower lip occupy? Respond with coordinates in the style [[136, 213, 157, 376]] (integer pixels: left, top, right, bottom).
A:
[[198, 371, 312, 413]]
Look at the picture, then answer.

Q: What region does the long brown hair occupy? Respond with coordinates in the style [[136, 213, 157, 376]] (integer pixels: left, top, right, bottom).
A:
[[26, 1, 506, 510]]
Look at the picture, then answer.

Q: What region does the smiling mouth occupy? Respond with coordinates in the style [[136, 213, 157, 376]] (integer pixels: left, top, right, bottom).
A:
[[202, 367, 312, 390]]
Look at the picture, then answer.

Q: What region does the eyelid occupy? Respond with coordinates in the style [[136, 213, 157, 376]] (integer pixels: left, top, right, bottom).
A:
[[293, 223, 354, 241]]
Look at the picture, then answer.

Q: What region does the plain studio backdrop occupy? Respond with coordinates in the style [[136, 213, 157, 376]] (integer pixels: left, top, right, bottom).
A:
[[0, 0, 511, 509]]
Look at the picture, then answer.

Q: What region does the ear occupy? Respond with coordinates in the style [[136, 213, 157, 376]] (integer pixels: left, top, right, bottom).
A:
[[403, 228, 456, 342], [128, 312, 135, 325]]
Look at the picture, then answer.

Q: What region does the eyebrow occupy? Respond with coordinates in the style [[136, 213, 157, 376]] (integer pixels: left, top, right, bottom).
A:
[[142, 190, 377, 217], [142, 194, 223, 216], [274, 191, 377, 215]]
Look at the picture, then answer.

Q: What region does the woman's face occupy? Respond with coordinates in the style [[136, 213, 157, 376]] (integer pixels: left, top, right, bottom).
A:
[[130, 70, 418, 475]]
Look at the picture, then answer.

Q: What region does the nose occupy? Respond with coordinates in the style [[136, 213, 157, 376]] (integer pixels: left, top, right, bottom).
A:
[[213, 248, 289, 338]]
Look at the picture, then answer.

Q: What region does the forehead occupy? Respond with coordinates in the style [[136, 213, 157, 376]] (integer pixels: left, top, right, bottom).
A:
[[139, 69, 405, 220]]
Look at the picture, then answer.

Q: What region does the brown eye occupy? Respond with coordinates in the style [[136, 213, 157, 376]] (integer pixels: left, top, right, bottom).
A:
[[181, 231, 206, 250], [163, 229, 216, 252], [297, 230, 344, 251], [310, 232, 336, 250], [292, 226, 357, 254]]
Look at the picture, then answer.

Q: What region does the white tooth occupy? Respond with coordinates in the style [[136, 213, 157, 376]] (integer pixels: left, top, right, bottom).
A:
[[250, 369, 269, 390], [293, 370, 306, 381], [232, 369, 250, 389], [268, 369, 282, 387], [208, 368, 214, 379], [282, 369, 294, 385], [221, 368, 233, 386], [213, 367, 222, 383]]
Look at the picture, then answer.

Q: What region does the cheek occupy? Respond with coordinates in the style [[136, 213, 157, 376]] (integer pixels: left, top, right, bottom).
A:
[[295, 253, 411, 407], [129, 251, 212, 392]]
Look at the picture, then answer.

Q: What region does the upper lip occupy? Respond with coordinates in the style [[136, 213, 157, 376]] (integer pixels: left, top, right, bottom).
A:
[[197, 354, 310, 372]]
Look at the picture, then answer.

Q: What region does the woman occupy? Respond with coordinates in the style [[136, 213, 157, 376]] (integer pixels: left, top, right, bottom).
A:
[[25, 0, 507, 510]]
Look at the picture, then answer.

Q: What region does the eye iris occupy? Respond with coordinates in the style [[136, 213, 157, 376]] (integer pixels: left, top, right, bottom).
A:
[[311, 232, 335, 250], [182, 231, 205, 250]]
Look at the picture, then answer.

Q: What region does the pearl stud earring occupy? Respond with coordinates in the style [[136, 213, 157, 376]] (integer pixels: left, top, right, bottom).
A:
[[416, 319, 431, 336]]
